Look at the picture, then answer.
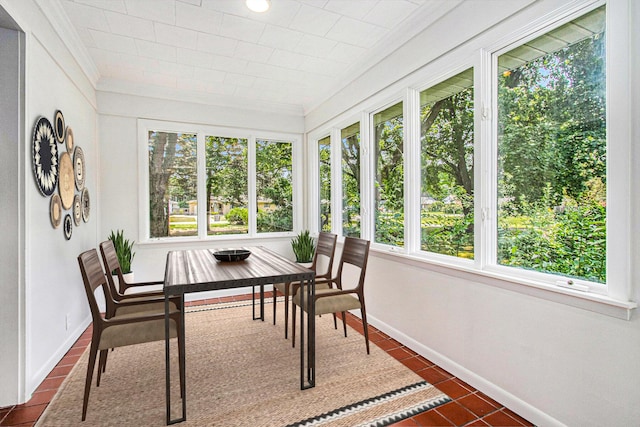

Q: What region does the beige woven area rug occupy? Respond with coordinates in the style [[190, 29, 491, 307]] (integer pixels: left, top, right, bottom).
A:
[[37, 301, 449, 426]]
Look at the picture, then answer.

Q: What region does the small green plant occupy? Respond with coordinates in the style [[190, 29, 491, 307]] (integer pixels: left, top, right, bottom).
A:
[[108, 230, 135, 274], [291, 230, 315, 263]]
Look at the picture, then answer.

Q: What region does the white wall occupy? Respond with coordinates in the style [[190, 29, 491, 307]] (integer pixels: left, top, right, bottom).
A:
[[26, 37, 98, 395], [306, 1, 640, 426], [0, 0, 98, 405]]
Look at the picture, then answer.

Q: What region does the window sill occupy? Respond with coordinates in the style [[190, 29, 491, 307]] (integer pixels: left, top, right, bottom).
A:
[[370, 248, 637, 320], [136, 232, 296, 248]]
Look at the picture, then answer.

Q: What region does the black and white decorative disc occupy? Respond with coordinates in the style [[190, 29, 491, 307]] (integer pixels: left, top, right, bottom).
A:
[[73, 194, 82, 226], [81, 187, 90, 223], [74, 146, 85, 190], [63, 214, 72, 240], [32, 117, 58, 196], [54, 110, 65, 144]]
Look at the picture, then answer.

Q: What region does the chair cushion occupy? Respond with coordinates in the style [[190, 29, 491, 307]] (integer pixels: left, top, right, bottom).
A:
[[99, 315, 177, 350], [274, 281, 330, 295], [115, 300, 178, 315], [124, 284, 164, 295], [273, 282, 288, 294], [293, 288, 361, 315]]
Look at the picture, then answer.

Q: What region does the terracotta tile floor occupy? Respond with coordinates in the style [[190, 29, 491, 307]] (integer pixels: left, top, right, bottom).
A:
[[0, 293, 534, 426]]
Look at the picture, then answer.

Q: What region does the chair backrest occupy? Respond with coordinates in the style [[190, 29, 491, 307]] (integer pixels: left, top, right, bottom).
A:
[[335, 237, 370, 292], [311, 232, 337, 279], [78, 248, 113, 323], [99, 240, 125, 296]]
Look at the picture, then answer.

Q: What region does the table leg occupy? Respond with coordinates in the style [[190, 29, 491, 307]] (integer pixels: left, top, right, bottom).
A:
[[252, 285, 266, 321], [166, 294, 186, 425], [300, 277, 315, 390]]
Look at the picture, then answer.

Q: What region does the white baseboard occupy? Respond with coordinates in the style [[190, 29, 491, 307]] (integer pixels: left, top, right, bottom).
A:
[[365, 313, 564, 427]]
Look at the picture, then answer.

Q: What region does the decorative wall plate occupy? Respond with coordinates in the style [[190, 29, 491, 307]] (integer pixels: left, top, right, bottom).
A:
[[50, 193, 62, 229], [73, 194, 82, 226], [63, 214, 72, 240], [32, 117, 58, 196], [81, 187, 90, 222], [66, 126, 74, 152], [73, 146, 85, 190], [54, 110, 65, 144], [58, 152, 74, 210]]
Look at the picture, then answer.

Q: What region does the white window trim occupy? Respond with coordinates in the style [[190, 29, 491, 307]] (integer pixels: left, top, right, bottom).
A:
[[137, 119, 302, 243], [303, 0, 635, 319]]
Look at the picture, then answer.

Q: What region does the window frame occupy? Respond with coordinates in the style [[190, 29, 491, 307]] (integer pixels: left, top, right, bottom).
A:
[[305, 0, 634, 318], [482, 2, 612, 296], [138, 119, 303, 243]]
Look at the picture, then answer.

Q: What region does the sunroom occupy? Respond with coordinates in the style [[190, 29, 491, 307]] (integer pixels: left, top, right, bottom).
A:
[[1, 0, 638, 426]]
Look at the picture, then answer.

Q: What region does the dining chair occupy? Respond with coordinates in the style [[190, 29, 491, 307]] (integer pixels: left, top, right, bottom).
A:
[[99, 239, 163, 296], [272, 232, 337, 339], [77, 248, 184, 421], [292, 236, 371, 354]]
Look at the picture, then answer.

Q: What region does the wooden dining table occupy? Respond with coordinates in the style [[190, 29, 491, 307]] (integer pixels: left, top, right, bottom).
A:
[[163, 246, 316, 425]]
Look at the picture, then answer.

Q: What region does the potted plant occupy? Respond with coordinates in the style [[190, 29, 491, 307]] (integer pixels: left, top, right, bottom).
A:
[[108, 229, 135, 279], [291, 230, 315, 264]]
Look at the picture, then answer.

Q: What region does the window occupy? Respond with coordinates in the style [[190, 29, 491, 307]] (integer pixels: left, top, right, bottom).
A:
[[420, 69, 474, 259], [318, 136, 331, 232], [256, 139, 293, 233], [341, 122, 361, 238], [142, 121, 299, 240], [373, 102, 404, 246], [496, 6, 606, 284], [306, 4, 632, 316], [205, 136, 248, 236], [148, 131, 197, 238]]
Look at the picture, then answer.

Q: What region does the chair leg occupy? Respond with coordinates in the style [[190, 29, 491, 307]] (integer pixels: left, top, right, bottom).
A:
[[341, 312, 348, 337], [332, 313, 337, 330], [82, 338, 99, 421], [96, 349, 108, 387], [360, 304, 370, 355]]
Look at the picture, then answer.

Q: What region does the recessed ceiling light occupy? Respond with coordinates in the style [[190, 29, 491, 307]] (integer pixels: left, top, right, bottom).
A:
[[246, 0, 270, 13]]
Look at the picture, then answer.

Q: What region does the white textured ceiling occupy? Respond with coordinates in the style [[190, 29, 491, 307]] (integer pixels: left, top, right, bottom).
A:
[[55, 0, 452, 114]]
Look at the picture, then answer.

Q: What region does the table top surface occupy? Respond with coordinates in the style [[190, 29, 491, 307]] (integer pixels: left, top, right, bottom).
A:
[[164, 246, 315, 295]]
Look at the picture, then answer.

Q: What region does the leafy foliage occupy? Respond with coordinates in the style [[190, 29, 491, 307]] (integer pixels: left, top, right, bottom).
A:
[[108, 230, 135, 274], [497, 25, 606, 282], [226, 207, 248, 225], [291, 230, 315, 263], [256, 139, 293, 233], [341, 126, 361, 237]]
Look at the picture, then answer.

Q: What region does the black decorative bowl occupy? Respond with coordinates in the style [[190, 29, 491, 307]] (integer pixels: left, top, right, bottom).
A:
[[213, 249, 251, 262]]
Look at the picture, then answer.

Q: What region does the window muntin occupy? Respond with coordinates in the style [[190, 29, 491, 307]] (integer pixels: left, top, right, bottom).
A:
[[496, 6, 606, 283], [148, 131, 197, 238], [256, 139, 293, 233], [373, 102, 404, 247], [420, 69, 475, 259], [205, 136, 248, 236], [341, 122, 361, 238], [318, 136, 331, 232]]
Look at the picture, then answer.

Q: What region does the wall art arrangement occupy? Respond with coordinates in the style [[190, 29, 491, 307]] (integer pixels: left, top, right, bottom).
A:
[[32, 110, 89, 240]]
